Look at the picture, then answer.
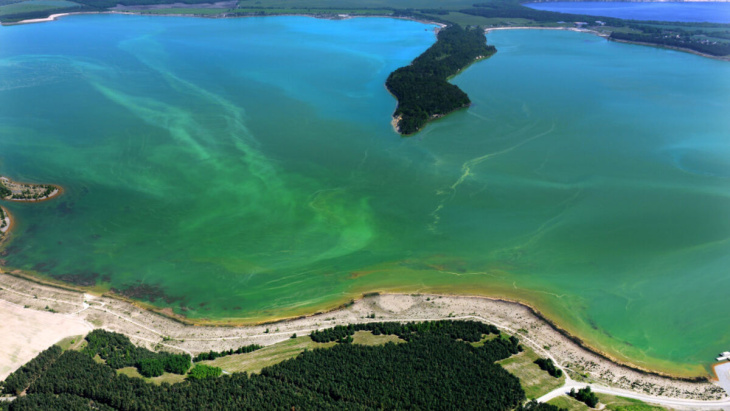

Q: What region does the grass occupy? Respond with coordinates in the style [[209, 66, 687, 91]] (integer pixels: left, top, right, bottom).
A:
[[469, 333, 499, 347], [117, 366, 144, 379], [116, 367, 187, 385], [426, 12, 534, 27], [497, 344, 565, 399], [202, 332, 399, 374], [547, 394, 667, 411], [202, 336, 336, 374], [351, 330, 404, 346], [548, 395, 590, 411], [598, 394, 666, 411], [0, 0, 80, 16], [54, 334, 85, 351]]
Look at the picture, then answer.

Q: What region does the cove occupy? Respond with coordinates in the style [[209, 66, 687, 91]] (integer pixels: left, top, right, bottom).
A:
[[1, 15, 730, 377]]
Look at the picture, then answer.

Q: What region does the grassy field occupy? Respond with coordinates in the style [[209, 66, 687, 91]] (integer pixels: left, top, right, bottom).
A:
[[548, 395, 589, 411], [116, 366, 187, 385], [497, 345, 565, 399], [425, 12, 533, 28], [0, 0, 79, 16], [202, 332, 404, 374], [548, 394, 667, 411], [54, 334, 85, 351], [351, 330, 403, 345], [202, 336, 336, 374]]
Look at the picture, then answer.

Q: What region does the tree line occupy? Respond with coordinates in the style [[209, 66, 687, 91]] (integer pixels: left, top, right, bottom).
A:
[[2, 321, 564, 410], [310, 319, 500, 343], [386, 25, 496, 135], [193, 344, 262, 362]]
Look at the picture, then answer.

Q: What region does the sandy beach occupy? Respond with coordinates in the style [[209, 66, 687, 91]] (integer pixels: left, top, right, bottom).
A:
[[0, 297, 91, 380], [0, 272, 726, 403]]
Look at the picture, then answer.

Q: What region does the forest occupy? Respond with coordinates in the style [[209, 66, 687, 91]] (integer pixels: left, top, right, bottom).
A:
[[0, 182, 10, 198], [386, 25, 496, 135], [0, 321, 564, 410]]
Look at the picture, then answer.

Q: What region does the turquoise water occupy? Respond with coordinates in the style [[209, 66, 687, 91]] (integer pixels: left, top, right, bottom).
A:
[[525, 1, 730, 23], [1, 16, 730, 375]]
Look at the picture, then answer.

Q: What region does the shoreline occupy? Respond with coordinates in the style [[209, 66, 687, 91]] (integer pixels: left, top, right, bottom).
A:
[[0, 268, 720, 382], [0, 271, 726, 403], [0, 176, 63, 203], [1, 186, 63, 203]]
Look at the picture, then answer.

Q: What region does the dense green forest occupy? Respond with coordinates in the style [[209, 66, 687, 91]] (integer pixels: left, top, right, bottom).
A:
[[0, 182, 11, 198], [386, 25, 496, 135], [83, 329, 191, 377], [1, 321, 564, 410]]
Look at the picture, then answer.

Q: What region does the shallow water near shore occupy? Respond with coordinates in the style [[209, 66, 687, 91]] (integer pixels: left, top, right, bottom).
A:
[[1, 16, 730, 376]]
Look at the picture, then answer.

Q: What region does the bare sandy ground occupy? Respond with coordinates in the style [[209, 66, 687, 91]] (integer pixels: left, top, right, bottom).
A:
[[0, 298, 91, 380], [0, 272, 726, 401]]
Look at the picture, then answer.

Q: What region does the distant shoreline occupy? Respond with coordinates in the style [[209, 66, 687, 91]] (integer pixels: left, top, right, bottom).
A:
[[5, 11, 726, 63]]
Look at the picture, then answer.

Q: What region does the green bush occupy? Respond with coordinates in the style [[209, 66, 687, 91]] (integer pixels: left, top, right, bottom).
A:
[[187, 364, 222, 380]]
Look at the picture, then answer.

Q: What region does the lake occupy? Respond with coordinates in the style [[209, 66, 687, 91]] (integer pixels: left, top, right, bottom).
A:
[[1, 15, 729, 376], [525, 1, 730, 23]]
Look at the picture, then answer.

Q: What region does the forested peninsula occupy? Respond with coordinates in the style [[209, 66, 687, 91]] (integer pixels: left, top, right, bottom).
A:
[[386, 25, 496, 135]]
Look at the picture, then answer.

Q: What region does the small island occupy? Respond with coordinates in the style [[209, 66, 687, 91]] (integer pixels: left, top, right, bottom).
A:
[[386, 25, 497, 135], [0, 176, 61, 202], [0, 175, 62, 241]]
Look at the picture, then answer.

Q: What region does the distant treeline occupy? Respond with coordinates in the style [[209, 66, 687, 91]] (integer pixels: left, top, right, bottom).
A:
[[611, 31, 730, 56], [464, 3, 623, 26], [193, 344, 262, 362], [1, 321, 563, 410], [386, 25, 496, 135]]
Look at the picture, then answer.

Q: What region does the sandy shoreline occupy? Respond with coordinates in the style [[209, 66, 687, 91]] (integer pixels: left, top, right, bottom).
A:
[[0, 272, 726, 402]]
